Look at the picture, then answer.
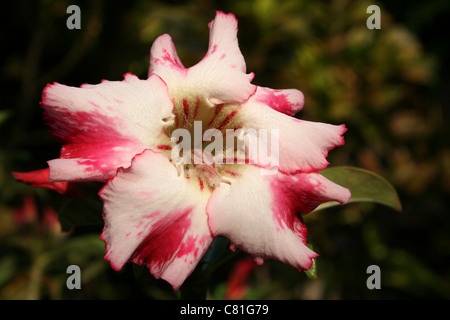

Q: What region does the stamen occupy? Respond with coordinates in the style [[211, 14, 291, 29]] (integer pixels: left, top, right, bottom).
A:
[[162, 114, 175, 126], [219, 176, 232, 185], [191, 150, 233, 189], [175, 162, 184, 177]]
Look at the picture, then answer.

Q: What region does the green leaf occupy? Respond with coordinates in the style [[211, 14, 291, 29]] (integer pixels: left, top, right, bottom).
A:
[[315, 166, 402, 212], [304, 243, 317, 280], [58, 195, 104, 232]]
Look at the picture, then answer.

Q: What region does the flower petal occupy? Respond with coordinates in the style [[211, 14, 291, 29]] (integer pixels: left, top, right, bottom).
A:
[[239, 100, 347, 174], [148, 33, 185, 75], [250, 86, 305, 116], [99, 149, 213, 290], [207, 166, 350, 271], [43, 73, 174, 182], [189, 11, 256, 104], [148, 11, 256, 106]]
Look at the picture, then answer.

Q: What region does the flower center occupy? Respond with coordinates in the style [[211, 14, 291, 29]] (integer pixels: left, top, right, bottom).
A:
[[159, 95, 244, 192]]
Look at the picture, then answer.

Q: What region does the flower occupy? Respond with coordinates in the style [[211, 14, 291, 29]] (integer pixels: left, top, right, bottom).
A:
[[13, 168, 78, 196], [13, 194, 38, 227], [224, 258, 256, 300], [13, 194, 61, 235], [14, 11, 351, 290]]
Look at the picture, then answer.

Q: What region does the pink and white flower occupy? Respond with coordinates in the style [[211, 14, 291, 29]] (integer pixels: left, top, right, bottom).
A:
[[14, 11, 351, 290]]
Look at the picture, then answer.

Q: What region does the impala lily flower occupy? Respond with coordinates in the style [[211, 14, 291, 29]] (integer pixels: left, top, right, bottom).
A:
[[225, 258, 256, 300], [14, 11, 351, 290]]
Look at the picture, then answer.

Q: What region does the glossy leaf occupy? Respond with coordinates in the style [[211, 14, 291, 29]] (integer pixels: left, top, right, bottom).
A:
[[314, 166, 402, 212], [304, 243, 317, 280]]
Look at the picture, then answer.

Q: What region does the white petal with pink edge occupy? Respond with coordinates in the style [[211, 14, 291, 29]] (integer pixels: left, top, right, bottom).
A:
[[148, 33, 185, 75], [250, 86, 305, 116], [43, 73, 174, 182], [99, 149, 212, 290], [239, 100, 347, 174], [207, 165, 351, 271], [148, 11, 256, 106]]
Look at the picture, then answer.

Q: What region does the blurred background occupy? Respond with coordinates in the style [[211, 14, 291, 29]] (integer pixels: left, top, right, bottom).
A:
[[1, 0, 449, 299]]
